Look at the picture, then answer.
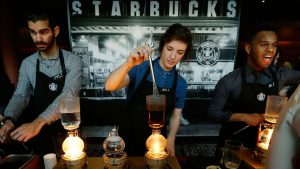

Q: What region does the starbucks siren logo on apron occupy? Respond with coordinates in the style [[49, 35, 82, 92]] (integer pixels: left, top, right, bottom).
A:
[[257, 92, 266, 101], [49, 82, 58, 91]]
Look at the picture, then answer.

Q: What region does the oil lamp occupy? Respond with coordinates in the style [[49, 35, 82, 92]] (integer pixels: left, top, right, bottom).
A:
[[61, 130, 87, 168], [257, 122, 274, 151], [59, 96, 87, 168], [145, 129, 168, 169], [256, 121, 275, 162], [145, 34, 169, 168], [145, 94, 169, 169], [103, 126, 127, 169]]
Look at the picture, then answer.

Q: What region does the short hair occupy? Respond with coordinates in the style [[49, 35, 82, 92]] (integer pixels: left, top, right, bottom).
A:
[[159, 23, 193, 61], [25, 5, 58, 30], [245, 25, 278, 42]]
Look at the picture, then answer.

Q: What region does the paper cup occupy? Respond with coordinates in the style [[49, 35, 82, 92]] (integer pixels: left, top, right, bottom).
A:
[[206, 165, 221, 169], [43, 153, 57, 169]]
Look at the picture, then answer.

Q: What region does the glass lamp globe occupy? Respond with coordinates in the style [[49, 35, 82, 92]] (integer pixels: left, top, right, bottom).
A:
[[62, 135, 85, 160], [103, 127, 125, 157], [146, 131, 168, 158]]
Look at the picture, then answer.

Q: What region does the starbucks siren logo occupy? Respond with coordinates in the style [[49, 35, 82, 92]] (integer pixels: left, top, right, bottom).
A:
[[196, 41, 220, 66], [49, 82, 58, 91]]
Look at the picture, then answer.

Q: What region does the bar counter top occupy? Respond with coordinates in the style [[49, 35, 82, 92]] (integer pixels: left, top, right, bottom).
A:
[[53, 156, 181, 169]]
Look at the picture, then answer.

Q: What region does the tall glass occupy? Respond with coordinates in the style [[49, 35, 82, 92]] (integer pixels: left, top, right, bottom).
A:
[[146, 95, 166, 129], [223, 140, 242, 169], [59, 95, 81, 131], [264, 95, 287, 123]]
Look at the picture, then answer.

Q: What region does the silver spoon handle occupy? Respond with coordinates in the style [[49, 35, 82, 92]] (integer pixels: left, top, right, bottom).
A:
[[148, 55, 159, 95], [146, 31, 159, 95], [148, 55, 156, 84], [233, 125, 250, 135]]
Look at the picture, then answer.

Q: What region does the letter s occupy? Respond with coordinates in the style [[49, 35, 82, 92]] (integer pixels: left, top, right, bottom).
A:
[[226, 0, 237, 17], [72, 1, 82, 15]]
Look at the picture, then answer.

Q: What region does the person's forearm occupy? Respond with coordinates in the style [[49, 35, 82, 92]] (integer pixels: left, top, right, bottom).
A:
[[229, 113, 246, 122], [105, 61, 132, 91], [9, 116, 47, 142], [39, 84, 80, 123], [167, 109, 181, 141], [229, 113, 264, 126], [4, 62, 32, 120], [32, 116, 48, 129], [4, 94, 30, 120]]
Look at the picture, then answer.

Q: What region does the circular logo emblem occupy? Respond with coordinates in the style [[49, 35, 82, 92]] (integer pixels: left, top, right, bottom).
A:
[[49, 82, 58, 91], [196, 41, 220, 66], [257, 92, 266, 101]]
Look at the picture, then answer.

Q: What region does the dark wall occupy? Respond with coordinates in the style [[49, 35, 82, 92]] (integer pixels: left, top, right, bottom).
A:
[[5, 0, 71, 60]]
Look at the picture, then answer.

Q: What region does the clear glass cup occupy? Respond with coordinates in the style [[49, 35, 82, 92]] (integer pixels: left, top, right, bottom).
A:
[[223, 140, 242, 169], [146, 95, 166, 129], [59, 95, 81, 131], [264, 95, 288, 123]]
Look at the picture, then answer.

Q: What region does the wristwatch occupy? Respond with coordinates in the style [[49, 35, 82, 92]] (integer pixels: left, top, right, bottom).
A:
[[0, 116, 15, 128], [0, 120, 4, 127]]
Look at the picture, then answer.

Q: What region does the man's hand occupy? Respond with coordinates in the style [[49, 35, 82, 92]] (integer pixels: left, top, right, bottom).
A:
[[127, 45, 153, 67], [10, 117, 47, 142], [230, 113, 264, 126], [0, 119, 15, 143], [243, 113, 264, 126]]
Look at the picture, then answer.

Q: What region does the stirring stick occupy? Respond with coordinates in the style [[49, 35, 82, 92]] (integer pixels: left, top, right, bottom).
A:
[[233, 125, 250, 135], [146, 32, 159, 95], [148, 55, 159, 95]]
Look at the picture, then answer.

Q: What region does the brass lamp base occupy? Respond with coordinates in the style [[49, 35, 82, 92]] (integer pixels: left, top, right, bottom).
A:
[[103, 153, 127, 169], [62, 152, 87, 169], [145, 153, 168, 169]]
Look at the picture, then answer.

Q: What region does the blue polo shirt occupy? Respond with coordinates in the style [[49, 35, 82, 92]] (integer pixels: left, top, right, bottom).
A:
[[127, 57, 187, 109]]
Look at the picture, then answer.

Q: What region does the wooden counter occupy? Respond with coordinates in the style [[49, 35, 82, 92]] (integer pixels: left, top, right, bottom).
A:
[[53, 156, 181, 169], [238, 149, 265, 169]]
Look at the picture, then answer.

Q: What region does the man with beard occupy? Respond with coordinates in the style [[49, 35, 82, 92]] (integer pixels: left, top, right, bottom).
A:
[[208, 26, 300, 161], [0, 7, 82, 155]]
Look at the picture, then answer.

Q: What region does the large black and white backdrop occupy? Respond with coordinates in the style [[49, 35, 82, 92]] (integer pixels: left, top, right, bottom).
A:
[[67, 0, 241, 100]]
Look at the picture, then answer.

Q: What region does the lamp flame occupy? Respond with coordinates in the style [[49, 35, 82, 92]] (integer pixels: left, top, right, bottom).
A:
[[62, 135, 85, 160], [257, 124, 274, 150], [146, 131, 168, 159]]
